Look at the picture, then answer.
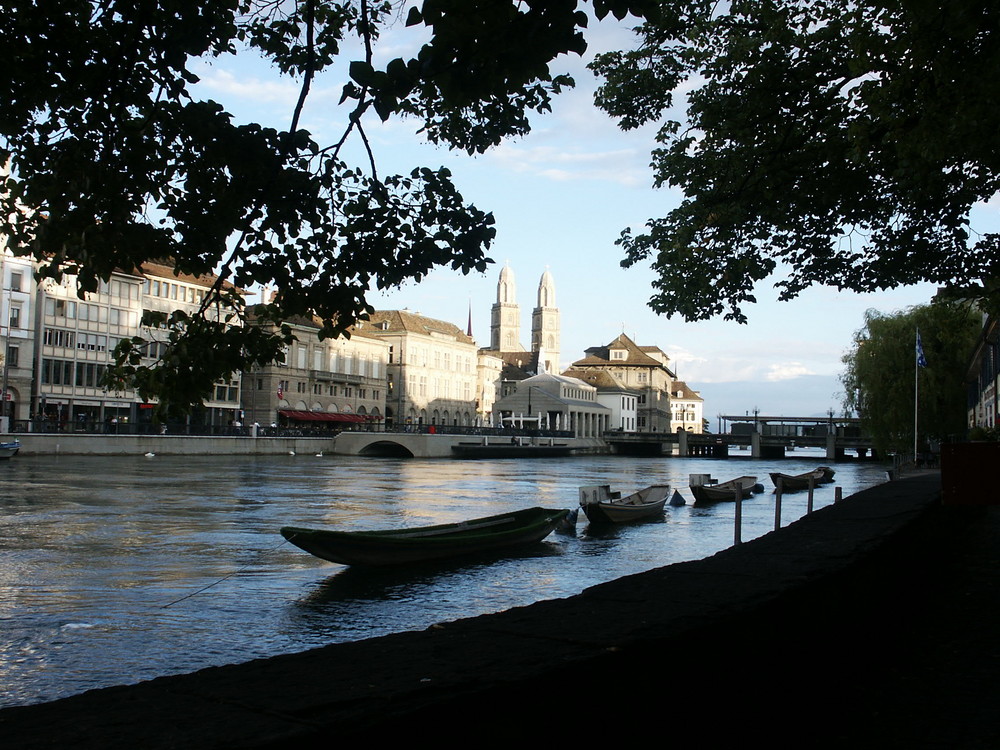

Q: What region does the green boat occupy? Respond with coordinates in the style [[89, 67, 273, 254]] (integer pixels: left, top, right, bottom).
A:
[[280, 507, 570, 566]]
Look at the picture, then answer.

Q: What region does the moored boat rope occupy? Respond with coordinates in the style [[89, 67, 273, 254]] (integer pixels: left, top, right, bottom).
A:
[[161, 536, 292, 608]]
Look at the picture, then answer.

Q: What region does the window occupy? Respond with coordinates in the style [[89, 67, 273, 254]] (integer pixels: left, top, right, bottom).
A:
[[6, 345, 18, 368], [41, 358, 73, 385], [9, 304, 22, 329], [45, 328, 76, 348], [75, 362, 106, 388], [9, 271, 23, 292]]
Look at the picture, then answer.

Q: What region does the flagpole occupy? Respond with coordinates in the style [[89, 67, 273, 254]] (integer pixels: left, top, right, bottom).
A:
[[914, 332, 918, 466]]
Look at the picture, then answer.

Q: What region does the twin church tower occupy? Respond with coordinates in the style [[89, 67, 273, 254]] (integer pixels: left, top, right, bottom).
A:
[[488, 263, 560, 374]]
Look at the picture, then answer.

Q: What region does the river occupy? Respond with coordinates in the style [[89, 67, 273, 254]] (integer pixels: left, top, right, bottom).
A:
[[0, 451, 889, 707]]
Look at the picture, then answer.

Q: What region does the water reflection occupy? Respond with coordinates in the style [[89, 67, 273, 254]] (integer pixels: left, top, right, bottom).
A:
[[0, 452, 888, 707]]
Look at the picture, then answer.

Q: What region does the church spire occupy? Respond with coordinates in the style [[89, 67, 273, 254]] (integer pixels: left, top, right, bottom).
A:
[[491, 262, 521, 351], [531, 268, 560, 374]]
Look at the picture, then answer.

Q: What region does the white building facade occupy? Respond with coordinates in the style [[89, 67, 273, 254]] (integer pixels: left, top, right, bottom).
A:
[[1, 250, 34, 427], [493, 372, 611, 438], [366, 309, 480, 427]]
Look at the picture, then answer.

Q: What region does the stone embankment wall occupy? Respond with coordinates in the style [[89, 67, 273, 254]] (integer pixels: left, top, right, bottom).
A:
[[0, 433, 334, 456]]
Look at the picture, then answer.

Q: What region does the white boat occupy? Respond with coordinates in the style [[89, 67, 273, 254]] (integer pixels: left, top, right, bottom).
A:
[[689, 475, 758, 504], [769, 466, 835, 492], [579, 484, 671, 524], [0, 440, 20, 459]]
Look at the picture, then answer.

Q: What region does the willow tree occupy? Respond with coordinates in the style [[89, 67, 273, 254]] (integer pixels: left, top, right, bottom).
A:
[[0, 0, 653, 414], [841, 303, 980, 455]]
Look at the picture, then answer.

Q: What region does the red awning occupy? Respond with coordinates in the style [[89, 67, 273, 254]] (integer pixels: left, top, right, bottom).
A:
[[278, 409, 371, 423]]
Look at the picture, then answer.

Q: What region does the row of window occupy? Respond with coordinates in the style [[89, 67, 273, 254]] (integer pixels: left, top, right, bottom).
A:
[[290, 344, 383, 379], [40, 358, 107, 388], [406, 375, 474, 400], [145, 278, 205, 305], [44, 298, 139, 328], [42, 328, 114, 353], [404, 346, 475, 373], [265, 379, 380, 401], [213, 381, 240, 403]]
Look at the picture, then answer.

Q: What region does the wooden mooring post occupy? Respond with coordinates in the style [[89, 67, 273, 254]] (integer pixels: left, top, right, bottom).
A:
[[734, 484, 743, 545], [774, 479, 783, 530]]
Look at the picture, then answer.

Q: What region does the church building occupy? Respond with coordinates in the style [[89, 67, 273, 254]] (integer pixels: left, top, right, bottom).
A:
[[485, 263, 561, 378]]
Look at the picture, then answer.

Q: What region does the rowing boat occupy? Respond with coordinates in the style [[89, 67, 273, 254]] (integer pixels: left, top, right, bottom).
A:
[[769, 466, 835, 492], [579, 484, 671, 524], [689, 475, 759, 504], [280, 507, 570, 566]]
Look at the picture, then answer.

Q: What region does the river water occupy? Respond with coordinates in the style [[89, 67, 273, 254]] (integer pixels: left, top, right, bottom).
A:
[[0, 451, 889, 708]]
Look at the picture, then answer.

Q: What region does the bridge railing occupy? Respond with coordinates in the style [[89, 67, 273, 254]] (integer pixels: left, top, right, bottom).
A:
[[341, 424, 575, 439]]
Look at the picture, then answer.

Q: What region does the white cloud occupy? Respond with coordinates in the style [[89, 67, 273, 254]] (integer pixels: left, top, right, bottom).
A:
[[765, 362, 816, 381], [485, 142, 651, 187], [195, 67, 302, 106]]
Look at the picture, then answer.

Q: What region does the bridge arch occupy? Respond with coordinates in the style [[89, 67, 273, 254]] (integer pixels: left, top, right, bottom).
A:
[[357, 440, 415, 457]]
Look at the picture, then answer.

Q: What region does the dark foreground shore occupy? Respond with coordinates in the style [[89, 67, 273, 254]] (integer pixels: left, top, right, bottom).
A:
[[3, 473, 996, 748]]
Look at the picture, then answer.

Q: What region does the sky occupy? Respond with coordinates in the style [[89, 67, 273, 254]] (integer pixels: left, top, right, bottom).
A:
[[189, 11, 969, 421]]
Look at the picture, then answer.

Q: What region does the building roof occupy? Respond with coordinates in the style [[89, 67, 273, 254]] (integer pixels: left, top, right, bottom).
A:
[[245, 307, 383, 343], [138, 260, 242, 292], [364, 310, 476, 345], [561, 368, 638, 393], [571, 333, 673, 373], [490, 350, 541, 381], [671, 380, 704, 402]]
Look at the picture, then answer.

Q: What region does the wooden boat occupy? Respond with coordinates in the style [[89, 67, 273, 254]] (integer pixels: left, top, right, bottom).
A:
[[769, 466, 836, 492], [0, 440, 20, 459], [579, 484, 671, 524], [280, 507, 570, 566], [689, 475, 759, 504]]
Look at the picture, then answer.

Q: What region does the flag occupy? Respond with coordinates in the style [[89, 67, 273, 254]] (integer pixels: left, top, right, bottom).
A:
[[277, 386, 284, 399], [916, 331, 928, 368]]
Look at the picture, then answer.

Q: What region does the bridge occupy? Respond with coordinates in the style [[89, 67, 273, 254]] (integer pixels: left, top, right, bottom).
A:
[[604, 415, 878, 460], [334, 426, 602, 458], [333, 415, 877, 460]]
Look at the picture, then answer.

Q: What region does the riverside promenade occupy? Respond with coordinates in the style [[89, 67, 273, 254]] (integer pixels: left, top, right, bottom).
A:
[[2, 472, 996, 748]]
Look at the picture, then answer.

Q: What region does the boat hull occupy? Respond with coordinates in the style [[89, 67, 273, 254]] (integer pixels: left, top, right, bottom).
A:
[[769, 467, 835, 492], [581, 484, 671, 524], [281, 507, 570, 566], [0, 441, 20, 459], [690, 476, 758, 504]]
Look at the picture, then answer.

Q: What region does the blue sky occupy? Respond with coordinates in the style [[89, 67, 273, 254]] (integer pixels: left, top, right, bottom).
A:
[[190, 13, 973, 420]]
